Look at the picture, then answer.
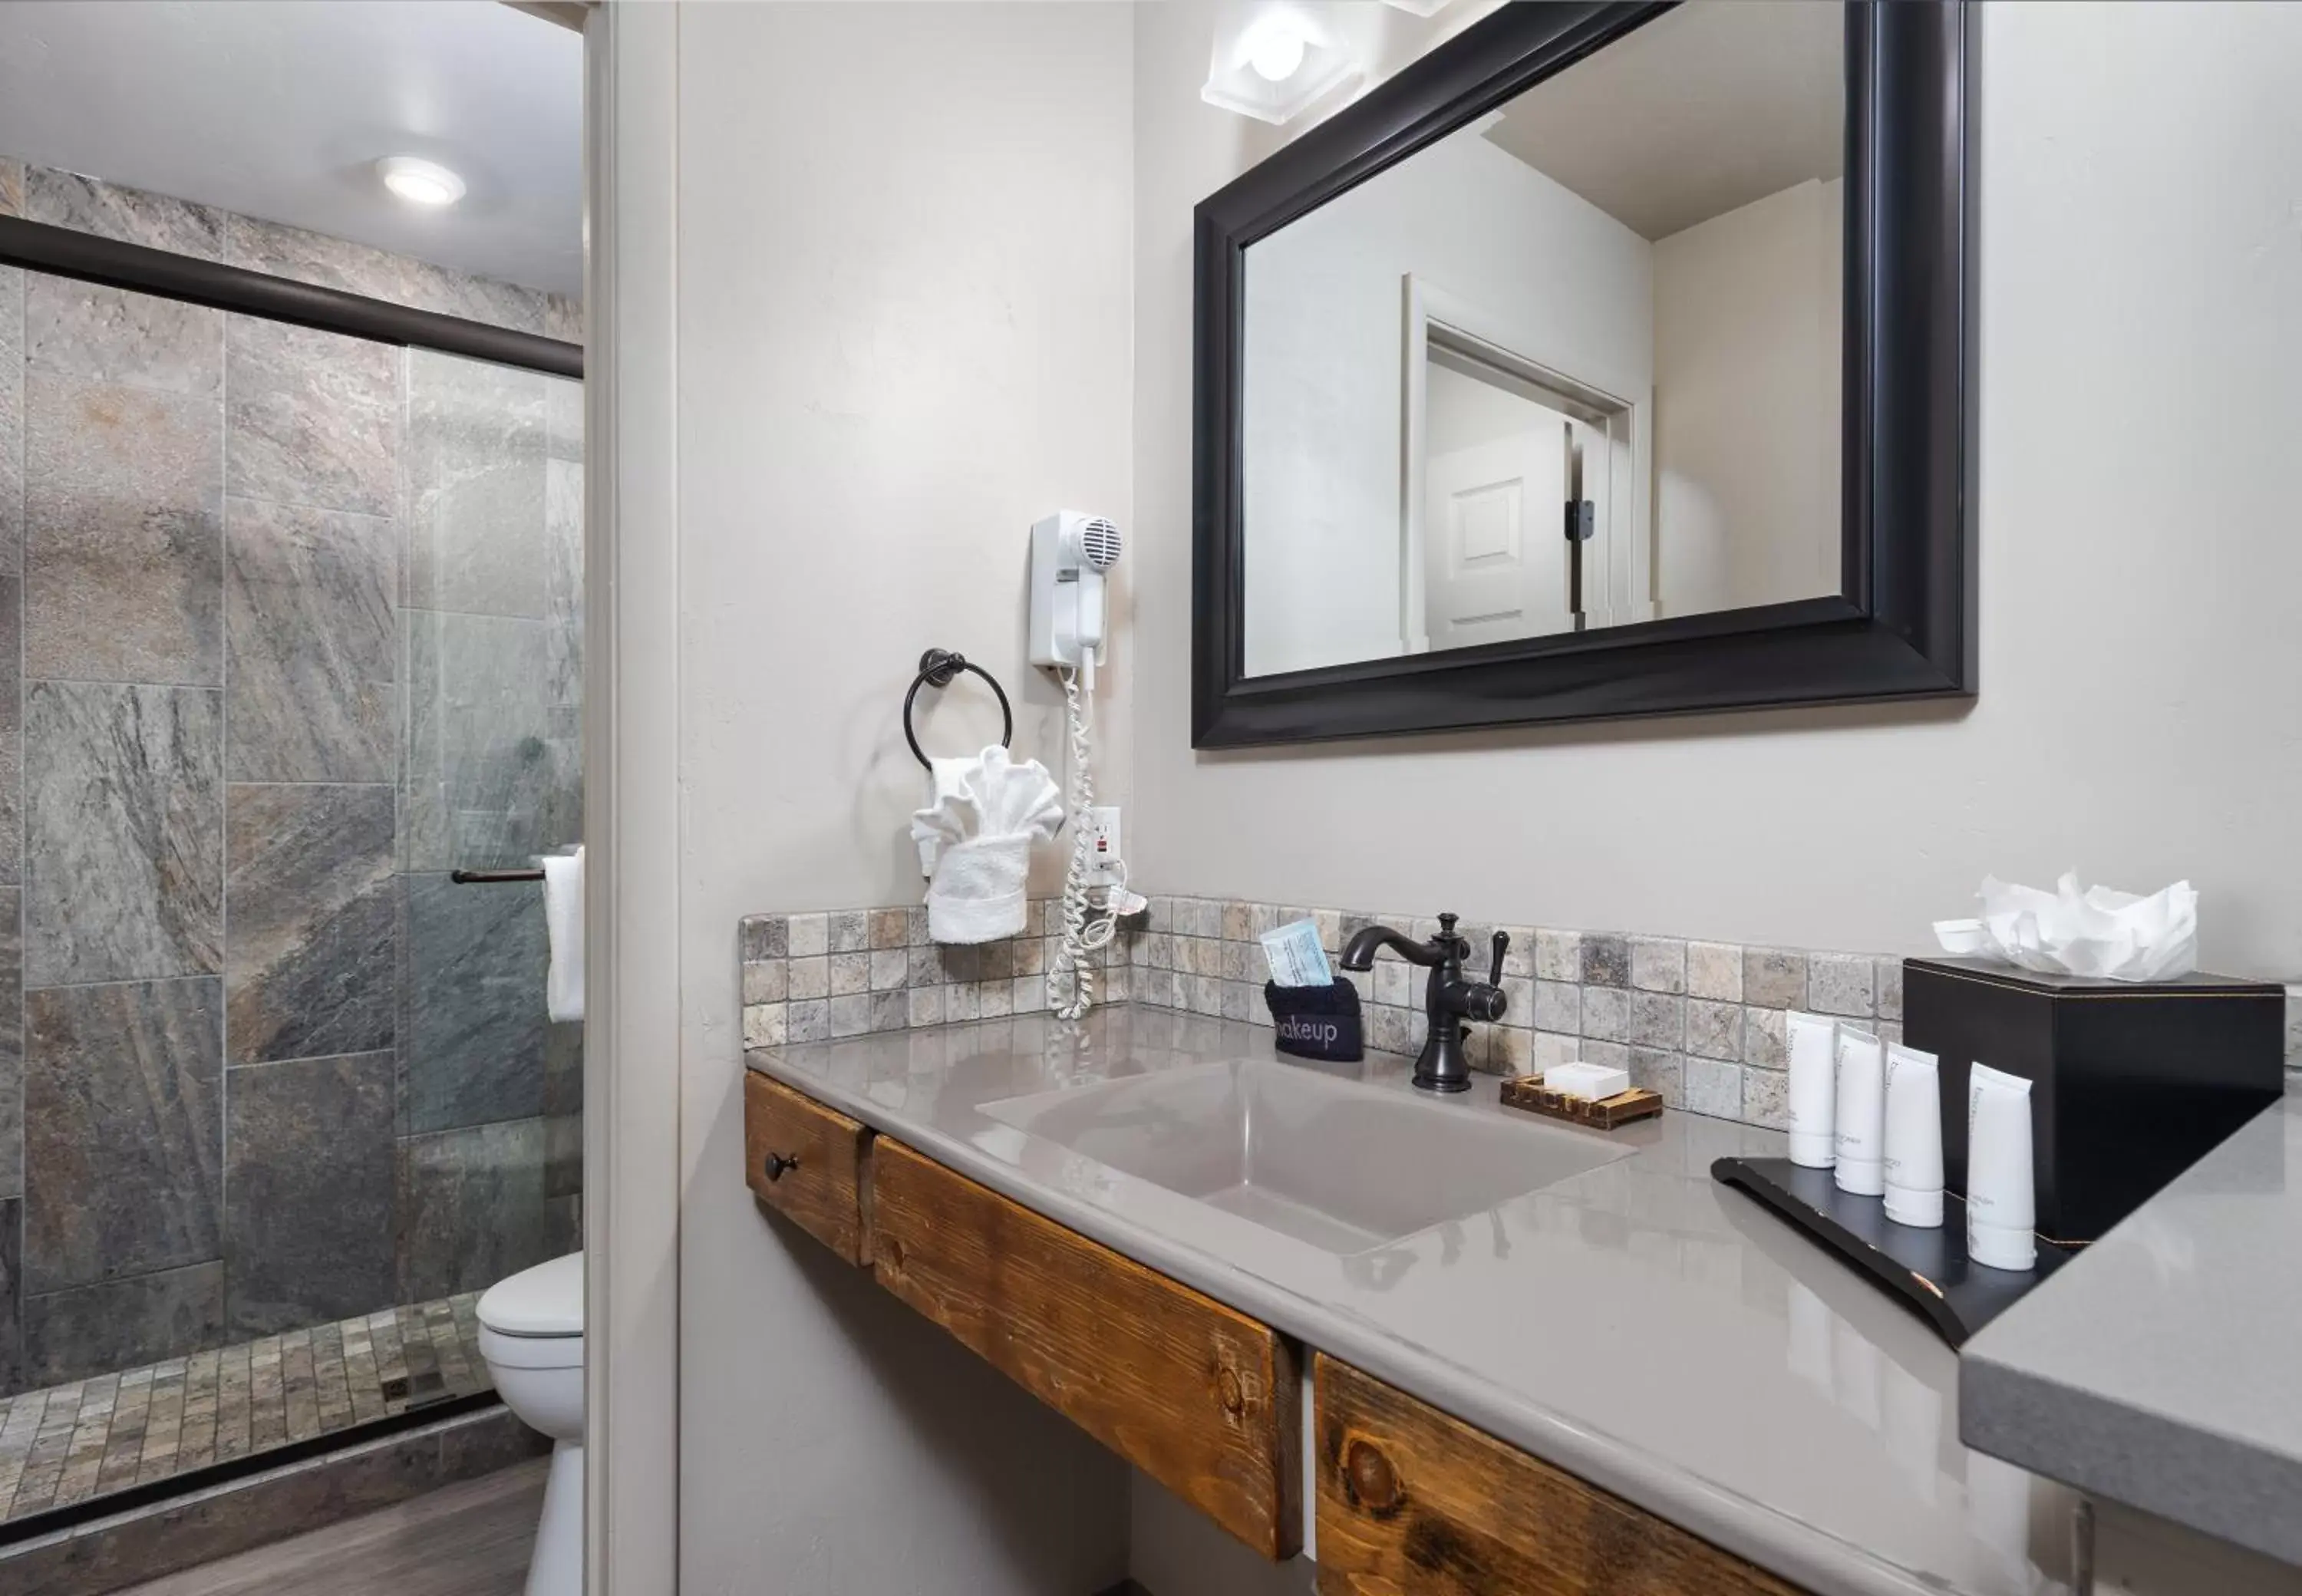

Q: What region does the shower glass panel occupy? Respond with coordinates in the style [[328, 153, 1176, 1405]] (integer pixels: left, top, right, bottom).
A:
[[0, 256, 580, 1525]]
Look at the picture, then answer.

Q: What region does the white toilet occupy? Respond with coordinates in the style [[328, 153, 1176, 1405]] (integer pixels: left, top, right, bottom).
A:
[[478, 1251, 585, 1596]]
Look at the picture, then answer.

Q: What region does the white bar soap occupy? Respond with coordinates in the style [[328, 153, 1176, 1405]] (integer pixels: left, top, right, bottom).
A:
[[1543, 1062, 1631, 1101]]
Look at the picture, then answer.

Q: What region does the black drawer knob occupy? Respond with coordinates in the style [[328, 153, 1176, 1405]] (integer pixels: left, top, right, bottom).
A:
[[763, 1152, 801, 1182]]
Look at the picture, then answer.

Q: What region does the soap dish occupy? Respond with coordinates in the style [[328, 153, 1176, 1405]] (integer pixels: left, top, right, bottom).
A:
[[1499, 1079, 1664, 1130]]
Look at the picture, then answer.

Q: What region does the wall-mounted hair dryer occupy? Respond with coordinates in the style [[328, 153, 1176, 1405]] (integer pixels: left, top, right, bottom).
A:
[[1028, 510, 1123, 691], [1027, 511, 1126, 1021]]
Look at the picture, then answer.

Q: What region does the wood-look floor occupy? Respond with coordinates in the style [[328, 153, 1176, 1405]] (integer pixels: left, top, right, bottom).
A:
[[112, 1458, 546, 1596]]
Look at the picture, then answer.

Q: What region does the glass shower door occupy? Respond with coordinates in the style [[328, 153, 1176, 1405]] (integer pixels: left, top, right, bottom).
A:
[[0, 256, 580, 1525]]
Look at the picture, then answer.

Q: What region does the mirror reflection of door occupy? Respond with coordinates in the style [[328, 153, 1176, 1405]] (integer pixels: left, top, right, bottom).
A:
[[1235, 0, 1845, 679], [1422, 361, 1573, 649], [1415, 335, 1633, 651]]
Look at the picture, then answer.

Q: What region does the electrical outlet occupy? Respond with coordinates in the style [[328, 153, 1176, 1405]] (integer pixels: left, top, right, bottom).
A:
[[1083, 806, 1124, 887]]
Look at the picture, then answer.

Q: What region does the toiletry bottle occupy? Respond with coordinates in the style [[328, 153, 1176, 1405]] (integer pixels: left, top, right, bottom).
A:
[[1966, 1062, 2037, 1270], [1882, 1044, 1944, 1228], [1786, 1011, 1839, 1169], [1832, 1027, 1886, 1196]]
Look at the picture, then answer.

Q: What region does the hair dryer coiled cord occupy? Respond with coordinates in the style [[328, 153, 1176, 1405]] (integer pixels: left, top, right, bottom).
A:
[[1048, 664, 1113, 1021]]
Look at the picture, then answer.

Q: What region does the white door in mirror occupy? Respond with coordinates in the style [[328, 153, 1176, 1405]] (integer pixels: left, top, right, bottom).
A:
[[1423, 422, 1572, 651]]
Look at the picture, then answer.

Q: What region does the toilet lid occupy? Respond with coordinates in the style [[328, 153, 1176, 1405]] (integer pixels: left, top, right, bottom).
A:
[[477, 1251, 583, 1337]]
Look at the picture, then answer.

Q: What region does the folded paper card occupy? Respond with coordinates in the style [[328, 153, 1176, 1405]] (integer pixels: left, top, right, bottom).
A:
[[1933, 872, 2198, 983], [1259, 918, 1333, 988]]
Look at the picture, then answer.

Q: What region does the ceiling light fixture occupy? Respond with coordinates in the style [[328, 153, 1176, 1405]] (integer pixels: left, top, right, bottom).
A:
[[1246, 19, 1308, 82], [377, 155, 466, 208], [1202, 8, 1360, 126]]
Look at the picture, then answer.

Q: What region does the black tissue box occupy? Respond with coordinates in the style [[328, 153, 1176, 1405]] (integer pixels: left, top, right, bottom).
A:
[[1904, 957, 2286, 1242], [1264, 978, 1364, 1063]]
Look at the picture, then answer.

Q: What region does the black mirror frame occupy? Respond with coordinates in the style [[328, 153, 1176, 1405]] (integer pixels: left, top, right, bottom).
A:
[[1191, 0, 1974, 747]]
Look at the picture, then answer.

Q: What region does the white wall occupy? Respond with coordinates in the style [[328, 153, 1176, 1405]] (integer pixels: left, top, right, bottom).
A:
[[1129, 1472, 1317, 1596], [1240, 117, 1648, 676], [642, 2, 2302, 1590], [673, 6, 1134, 1592], [1135, 0, 2302, 986], [1426, 358, 1557, 455], [1652, 176, 1843, 614]]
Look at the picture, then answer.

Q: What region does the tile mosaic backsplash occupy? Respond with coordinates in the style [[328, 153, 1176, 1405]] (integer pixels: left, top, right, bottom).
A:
[[738, 901, 1125, 1049], [1115, 901, 1911, 1131], [737, 896, 1895, 1133], [742, 894, 2302, 1137]]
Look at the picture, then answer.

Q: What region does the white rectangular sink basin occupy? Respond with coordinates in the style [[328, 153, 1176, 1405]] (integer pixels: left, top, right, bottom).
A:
[[981, 1059, 1630, 1254]]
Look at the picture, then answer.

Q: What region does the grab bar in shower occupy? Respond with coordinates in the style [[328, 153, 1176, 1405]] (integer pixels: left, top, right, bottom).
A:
[[450, 866, 547, 885]]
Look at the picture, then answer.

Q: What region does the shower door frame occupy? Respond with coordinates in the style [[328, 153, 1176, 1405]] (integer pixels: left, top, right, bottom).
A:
[[0, 146, 588, 1547], [0, 15, 691, 1593], [0, 214, 582, 380]]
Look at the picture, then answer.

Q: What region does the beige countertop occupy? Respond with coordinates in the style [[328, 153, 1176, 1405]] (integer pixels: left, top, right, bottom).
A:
[[747, 1004, 2081, 1596]]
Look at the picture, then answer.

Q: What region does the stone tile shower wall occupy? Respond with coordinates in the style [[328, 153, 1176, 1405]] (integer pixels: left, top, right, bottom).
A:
[[0, 160, 582, 1393]]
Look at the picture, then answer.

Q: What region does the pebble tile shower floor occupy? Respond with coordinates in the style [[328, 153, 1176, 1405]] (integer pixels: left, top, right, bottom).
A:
[[0, 1293, 492, 1523]]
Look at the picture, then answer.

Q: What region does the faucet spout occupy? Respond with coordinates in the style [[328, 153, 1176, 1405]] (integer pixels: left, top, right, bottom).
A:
[[1339, 925, 1443, 971]]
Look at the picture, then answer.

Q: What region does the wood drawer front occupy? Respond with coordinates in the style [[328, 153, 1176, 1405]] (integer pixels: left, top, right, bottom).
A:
[[870, 1138, 1302, 1560], [1314, 1355, 1806, 1596], [743, 1073, 872, 1265]]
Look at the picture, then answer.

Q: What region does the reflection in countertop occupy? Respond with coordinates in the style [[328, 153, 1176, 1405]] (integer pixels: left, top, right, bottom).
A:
[[747, 1004, 2078, 1596]]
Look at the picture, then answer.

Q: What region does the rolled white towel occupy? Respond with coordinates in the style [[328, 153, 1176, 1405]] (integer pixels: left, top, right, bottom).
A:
[[541, 846, 585, 1022]]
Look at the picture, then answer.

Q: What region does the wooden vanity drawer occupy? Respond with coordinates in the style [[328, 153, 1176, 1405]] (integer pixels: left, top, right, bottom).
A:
[[869, 1138, 1301, 1560], [743, 1073, 873, 1265], [1314, 1355, 1805, 1595]]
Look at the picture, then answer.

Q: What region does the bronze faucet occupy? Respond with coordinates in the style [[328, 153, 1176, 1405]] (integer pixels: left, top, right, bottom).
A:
[[1339, 912, 1508, 1093]]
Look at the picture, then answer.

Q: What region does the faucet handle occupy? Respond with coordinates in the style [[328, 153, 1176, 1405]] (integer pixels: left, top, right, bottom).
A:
[[1489, 930, 1509, 988], [1436, 912, 1469, 960]]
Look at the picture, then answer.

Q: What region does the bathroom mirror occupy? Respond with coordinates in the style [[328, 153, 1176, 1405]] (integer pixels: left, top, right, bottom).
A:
[[1193, 1, 1974, 746]]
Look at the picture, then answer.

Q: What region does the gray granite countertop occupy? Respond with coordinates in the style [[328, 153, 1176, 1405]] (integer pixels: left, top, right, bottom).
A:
[[1961, 1092, 2302, 1568], [747, 1004, 2081, 1596]]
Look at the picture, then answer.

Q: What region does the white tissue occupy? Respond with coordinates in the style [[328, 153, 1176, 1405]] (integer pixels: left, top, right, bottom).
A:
[[1933, 872, 2198, 982]]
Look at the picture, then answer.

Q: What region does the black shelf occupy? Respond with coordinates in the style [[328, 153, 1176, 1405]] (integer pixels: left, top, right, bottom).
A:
[[1713, 1156, 2079, 1348]]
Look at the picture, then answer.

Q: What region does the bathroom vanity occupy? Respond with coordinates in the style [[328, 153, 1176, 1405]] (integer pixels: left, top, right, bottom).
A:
[[743, 1005, 2085, 1596]]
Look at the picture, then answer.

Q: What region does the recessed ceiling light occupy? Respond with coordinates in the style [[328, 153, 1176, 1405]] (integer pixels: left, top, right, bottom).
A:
[[377, 155, 466, 208]]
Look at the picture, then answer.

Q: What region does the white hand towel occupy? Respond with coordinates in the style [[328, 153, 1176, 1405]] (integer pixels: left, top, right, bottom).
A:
[[909, 746, 1063, 944], [541, 846, 585, 1022], [915, 756, 978, 878]]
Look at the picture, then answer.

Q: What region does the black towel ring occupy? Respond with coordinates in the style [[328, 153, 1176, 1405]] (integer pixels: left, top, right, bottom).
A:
[[902, 648, 1013, 770]]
